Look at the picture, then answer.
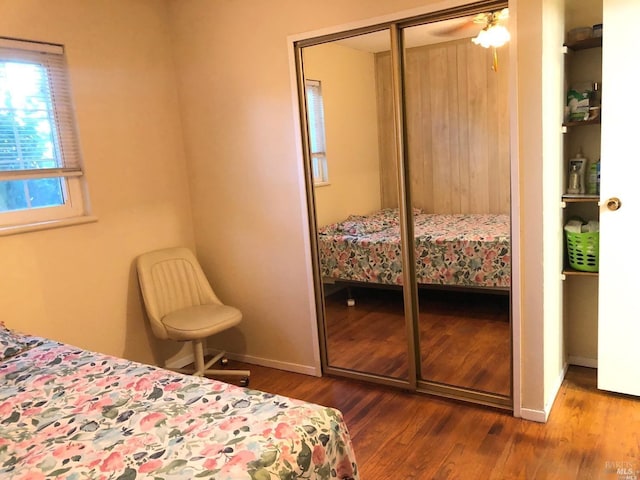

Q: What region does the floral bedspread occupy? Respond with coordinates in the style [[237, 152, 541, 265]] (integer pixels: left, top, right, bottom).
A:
[[318, 209, 510, 288], [0, 338, 358, 480]]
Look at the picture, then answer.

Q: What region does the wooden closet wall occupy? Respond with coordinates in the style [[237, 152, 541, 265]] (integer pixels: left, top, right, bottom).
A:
[[376, 38, 510, 214]]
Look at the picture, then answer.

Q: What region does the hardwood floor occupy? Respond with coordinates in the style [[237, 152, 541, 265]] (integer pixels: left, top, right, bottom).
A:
[[325, 286, 409, 377], [324, 286, 511, 396], [228, 362, 640, 480], [418, 289, 510, 396]]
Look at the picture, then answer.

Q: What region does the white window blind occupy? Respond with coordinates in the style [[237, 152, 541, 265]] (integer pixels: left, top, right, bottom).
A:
[[0, 40, 82, 179], [305, 79, 329, 185]]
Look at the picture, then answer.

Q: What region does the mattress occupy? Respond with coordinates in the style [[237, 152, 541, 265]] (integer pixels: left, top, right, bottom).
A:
[[0, 328, 358, 480]]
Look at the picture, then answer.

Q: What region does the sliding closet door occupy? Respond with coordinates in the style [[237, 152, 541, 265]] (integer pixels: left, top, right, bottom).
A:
[[297, 2, 513, 407], [300, 31, 412, 385], [399, 20, 512, 400]]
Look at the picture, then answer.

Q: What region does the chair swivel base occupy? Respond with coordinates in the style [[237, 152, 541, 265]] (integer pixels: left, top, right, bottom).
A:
[[171, 348, 250, 386]]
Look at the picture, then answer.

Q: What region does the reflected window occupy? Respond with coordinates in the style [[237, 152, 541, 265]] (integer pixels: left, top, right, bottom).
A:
[[304, 79, 329, 185]]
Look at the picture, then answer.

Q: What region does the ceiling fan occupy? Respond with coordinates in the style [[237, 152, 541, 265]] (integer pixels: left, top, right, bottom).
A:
[[434, 8, 510, 71], [435, 8, 510, 40]]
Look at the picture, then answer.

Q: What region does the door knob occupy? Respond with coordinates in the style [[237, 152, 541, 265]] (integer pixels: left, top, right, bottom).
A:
[[606, 197, 621, 211]]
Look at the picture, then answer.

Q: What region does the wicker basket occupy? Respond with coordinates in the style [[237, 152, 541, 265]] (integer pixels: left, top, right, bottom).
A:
[[566, 230, 599, 272]]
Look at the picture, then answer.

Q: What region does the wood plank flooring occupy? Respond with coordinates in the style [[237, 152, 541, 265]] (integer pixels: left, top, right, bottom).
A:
[[324, 287, 511, 396], [226, 362, 640, 480]]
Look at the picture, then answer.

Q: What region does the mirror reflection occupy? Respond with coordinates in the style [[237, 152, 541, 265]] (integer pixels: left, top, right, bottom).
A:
[[402, 18, 511, 396], [303, 30, 409, 381]]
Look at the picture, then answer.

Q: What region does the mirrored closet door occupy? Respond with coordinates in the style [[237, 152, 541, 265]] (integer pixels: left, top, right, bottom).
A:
[[296, 0, 512, 407], [400, 18, 511, 401], [299, 30, 412, 386]]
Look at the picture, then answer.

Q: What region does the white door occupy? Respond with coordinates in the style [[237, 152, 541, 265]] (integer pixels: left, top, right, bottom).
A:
[[597, 0, 640, 396]]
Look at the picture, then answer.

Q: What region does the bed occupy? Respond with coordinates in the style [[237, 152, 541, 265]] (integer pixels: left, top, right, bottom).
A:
[[318, 208, 510, 290], [0, 325, 358, 480]]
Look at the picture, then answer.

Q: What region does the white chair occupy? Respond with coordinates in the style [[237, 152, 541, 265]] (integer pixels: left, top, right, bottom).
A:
[[136, 247, 249, 385]]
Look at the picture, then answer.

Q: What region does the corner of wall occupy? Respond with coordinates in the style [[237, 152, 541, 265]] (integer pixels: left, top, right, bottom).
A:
[[520, 360, 568, 423]]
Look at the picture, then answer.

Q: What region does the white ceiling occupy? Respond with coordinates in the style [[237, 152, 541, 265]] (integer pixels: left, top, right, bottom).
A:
[[334, 15, 503, 52]]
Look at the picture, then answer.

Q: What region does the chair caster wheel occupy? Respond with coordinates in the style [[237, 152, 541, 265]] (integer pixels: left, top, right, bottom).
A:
[[240, 377, 249, 387], [220, 357, 229, 366]]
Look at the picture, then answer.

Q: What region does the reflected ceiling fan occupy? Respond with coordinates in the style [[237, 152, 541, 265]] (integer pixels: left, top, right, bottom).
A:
[[436, 9, 509, 39], [436, 8, 510, 71]]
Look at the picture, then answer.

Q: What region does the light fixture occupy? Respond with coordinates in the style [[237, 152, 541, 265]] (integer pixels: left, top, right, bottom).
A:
[[471, 10, 510, 71], [472, 24, 511, 48]]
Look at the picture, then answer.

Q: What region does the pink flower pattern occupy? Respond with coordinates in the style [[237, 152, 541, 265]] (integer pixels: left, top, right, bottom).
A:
[[319, 210, 510, 288], [0, 338, 358, 480]]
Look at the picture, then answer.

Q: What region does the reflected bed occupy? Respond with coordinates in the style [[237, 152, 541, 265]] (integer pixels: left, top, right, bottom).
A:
[[318, 209, 510, 290]]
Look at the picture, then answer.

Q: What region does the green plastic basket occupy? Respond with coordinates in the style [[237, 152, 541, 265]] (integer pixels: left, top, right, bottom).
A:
[[565, 230, 599, 272]]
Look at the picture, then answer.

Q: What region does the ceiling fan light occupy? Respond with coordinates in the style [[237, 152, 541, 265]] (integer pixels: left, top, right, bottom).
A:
[[472, 25, 511, 48]]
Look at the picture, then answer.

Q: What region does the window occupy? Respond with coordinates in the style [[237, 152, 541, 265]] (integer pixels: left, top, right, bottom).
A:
[[304, 79, 329, 185], [0, 38, 90, 234]]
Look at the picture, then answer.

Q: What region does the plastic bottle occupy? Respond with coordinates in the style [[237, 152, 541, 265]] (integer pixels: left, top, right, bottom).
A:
[[568, 163, 581, 194], [568, 150, 587, 194]]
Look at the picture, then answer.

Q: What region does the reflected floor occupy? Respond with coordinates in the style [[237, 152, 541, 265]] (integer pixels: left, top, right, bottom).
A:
[[324, 286, 510, 396]]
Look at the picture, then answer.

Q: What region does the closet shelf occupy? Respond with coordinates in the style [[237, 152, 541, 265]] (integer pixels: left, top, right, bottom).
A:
[[563, 268, 599, 277], [562, 118, 601, 129], [562, 194, 600, 203], [564, 36, 602, 51]]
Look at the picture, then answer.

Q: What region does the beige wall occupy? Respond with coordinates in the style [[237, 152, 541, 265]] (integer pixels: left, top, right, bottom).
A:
[[512, 0, 546, 416], [303, 42, 382, 227], [511, 0, 568, 419], [510, 0, 586, 420], [0, 0, 194, 365], [541, 0, 566, 418]]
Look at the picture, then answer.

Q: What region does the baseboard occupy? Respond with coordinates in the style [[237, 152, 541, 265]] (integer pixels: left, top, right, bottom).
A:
[[164, 350, 195, 369], [164, 347, 320, 377], [568, 356, 598, 368], [520, 362, 568, 423], [165, 348, 319, 377], [520, 408, 548, 423], [544, 362, 568, 421], [219, 350, 320, 377]]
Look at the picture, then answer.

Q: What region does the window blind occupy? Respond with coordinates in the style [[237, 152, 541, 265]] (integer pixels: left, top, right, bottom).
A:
[[305, 79, 326, 156], [0, 38, 83, 180]]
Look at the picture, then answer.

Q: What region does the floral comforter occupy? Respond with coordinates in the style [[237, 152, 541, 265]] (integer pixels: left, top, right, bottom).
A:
[[0, 338, 358, 480], [318, 209, 510, 289]]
